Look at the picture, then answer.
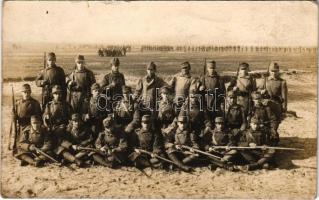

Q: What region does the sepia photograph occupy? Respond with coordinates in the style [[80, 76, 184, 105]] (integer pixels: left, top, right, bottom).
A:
[[1, 1, 317, 199]]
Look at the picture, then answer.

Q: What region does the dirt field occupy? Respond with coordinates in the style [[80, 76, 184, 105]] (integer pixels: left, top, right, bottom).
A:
[[1, 51, 317, 198]]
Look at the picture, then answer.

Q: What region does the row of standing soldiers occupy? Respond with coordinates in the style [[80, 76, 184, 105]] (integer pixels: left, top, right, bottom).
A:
[[11, 52, 287, 172]]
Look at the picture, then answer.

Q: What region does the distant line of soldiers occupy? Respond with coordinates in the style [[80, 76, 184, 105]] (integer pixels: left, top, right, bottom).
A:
[[98, 47, 127, 57], [10, 52, 290, 172]]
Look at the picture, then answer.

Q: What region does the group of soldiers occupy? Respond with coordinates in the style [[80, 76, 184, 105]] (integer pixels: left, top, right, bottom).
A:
[[98, 47, 127, 57], [10, 51, 289, 172]]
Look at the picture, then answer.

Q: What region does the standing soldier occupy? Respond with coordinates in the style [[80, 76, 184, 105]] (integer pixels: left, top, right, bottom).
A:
[[100, 58, 126, 110], [133, 62, 167, 117], [81, 83, 107, 140], [93, 115, 128, 168], [258, 62, 287, 133], [227, 62, 255, 115], [199, 60, 226, 123], [35, 52, 67, 108], [225, 91, 247, 140], [66, 55, 96, 113], [157, 86, 175, 129], [12, 84, 42, 132], [16, 115, 53, 167], [43, 85, 73, 138], [236, 117, 276, 171], [164, 115, 199, 172], [114, 86, 135, 127], [128, 115, 164, 169]]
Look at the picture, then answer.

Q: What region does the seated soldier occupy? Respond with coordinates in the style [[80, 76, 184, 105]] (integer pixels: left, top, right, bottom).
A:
[[16, 115, 53, 167], [93, 115, 128, 168], [128, 115, 165, 170], [201, 117, 237, 170], [236, 117, 276, 171], [164, 116, 200, 172], [61, 114, 94, 165]]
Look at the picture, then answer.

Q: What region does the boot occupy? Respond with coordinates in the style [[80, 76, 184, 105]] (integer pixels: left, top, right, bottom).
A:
[[92, 154, 113, 168], [168, 153, 192, 172], [20, 155, 39, 167]]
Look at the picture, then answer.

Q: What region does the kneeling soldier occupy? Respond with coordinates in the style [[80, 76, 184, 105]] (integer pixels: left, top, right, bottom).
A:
[[94, 115, 128, 168], [128, 115, 164, 169], [16, 115, 53, 167], [164, 116, 200, 172], [236, 117, 275, 171]]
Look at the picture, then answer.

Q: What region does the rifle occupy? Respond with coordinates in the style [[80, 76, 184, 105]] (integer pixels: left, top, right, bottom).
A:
[[136, 148, 176, 166], [77, 146, 122, 163], [211, 146, 304, 151], [9, 84, 18, 155], [34, 147, 60, 164], [42, 52, 46, 109]]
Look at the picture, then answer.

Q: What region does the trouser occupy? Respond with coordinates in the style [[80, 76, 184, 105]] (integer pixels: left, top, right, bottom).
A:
[[240, 149, 275, 170]]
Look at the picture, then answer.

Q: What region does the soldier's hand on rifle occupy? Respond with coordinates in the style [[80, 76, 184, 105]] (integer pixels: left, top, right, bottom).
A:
[[261, 145, 267, 151], [225, 145, 231, 151], [72, 145, 78, 151], [83, 114, 90, 121], [44, 114, 50, 120], [175, 144, 181, 150], [208, 147, 215, 152], [100, 146, 107, 153], [189, 148, 195, 153], [199, 85, 206, 92], [260, 89, 266, 95], [29, 144, 36, 151], [232, 86, 238, 92], [134, 149, 141, 155], [150, 153, 156, 158], [249, 143, 257, 148]]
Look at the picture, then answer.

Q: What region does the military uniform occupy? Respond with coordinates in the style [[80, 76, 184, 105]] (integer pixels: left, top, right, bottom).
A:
[[199, 60, 226, 122], [227, 63, 255, 115], [94, 116, 128, 168], [134, 62, 167, 113], [67, 55, 96, 113], [13, 84, 42, 130], [43, 85, 73, 139], [35, 52, 67, 107], [236, 117, 275, 171], [156, 86, 176, 128], [81, 83, 106, 140], [164, 116, 199, 171], [16, 116, 53, 167], [100, 58, 126, 108], [114, 86, 135, 126], [128, 115, 164, 169]]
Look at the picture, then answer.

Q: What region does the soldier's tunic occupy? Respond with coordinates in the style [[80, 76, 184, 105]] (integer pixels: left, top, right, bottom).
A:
[[14, 97, 42, 130], [169, 73, 195, 107], [228, 75, 255, 114], [35, 65, 67, 107], [225, 104, 247, 139], [66, 68, 96, 113], [258, 76, 288, 122], [114, 98, 135, 126], [134, 75, 167, 112], [199, 72, 226, 121], [237, 128, 275, 169], [100, 71, 125, 104], [43, 100, 72, 140], [95, 128, 128, 164], [81, 96, 107, 140], [16, 125, 53, 161], [157, 99, 175, 128]]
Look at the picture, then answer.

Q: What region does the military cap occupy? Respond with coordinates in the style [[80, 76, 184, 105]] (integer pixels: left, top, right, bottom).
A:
[[160, 86, 170, 94], [269, 62, 280, 72], [91, 83, 100, 91], [103, 115, 114, 127], [52, 85, 62, 94], [20, 84, 31, 92], [122, 86, 132, 94], [180, 61, 191, 70], [75, 54, 85, 62], [252, 92, 262, 100], [250, 117, 260, 124], [30, 115, 42, 123], [177, 116, 188, 123], [147, 62, 157, 70], [141, 115, 151, 123], [227, 90, 236, 98], [239, 62, 249, 70], [47, 52, 56, 60], [71, 113, 81, 121], [206, 60, 216, 69], [215, 117, 224, 123], [110, 57, 120, 66]]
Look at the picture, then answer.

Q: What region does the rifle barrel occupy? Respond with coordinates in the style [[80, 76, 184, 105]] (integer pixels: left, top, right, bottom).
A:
[[212, 146, 303, 151], [180, 145, 222, 160], [137, 149, 175, 165], [34, 147, 60, 163]]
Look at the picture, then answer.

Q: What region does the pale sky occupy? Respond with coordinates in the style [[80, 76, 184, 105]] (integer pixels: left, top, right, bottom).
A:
[[3, 1, 318, 46]]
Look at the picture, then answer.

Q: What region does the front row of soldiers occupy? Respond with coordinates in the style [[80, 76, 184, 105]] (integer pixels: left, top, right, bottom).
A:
[[14, 85, 279, 172]]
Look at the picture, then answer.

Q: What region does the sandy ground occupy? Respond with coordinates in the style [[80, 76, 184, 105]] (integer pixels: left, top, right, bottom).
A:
[[1, 72, 317, 199]]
